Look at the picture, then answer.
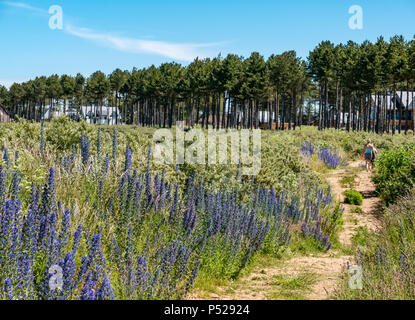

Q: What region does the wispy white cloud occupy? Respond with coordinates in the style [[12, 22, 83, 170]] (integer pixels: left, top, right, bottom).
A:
[[2, 1, 47, 14], [65, 25, 220, 62], [3, 1, 222, 62]]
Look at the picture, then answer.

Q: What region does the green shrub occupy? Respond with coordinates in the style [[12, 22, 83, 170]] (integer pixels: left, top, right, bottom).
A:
[[344, 189, 363, 205], [46, 116, 94, 152], [373, 145, 415, 205]]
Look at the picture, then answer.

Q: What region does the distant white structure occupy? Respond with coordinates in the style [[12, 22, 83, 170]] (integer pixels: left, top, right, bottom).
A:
[[233, 107, 280, 124], [80, 106, 122, 125], [41, 100, 122, 125], [41, 106, 67, 120], [257, 110, 278, 123], [369, 92, 415, 122], [0, 106, 10, 122], [369, 92, 415, 110]]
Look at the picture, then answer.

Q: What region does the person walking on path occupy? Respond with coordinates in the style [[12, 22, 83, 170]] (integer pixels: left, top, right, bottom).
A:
[[363, 139, 377, 172]]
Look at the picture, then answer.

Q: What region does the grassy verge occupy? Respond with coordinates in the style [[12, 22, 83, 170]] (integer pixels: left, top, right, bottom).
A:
[[336, 191, 415, 300]]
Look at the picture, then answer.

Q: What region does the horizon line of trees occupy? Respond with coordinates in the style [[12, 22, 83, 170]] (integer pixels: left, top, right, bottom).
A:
[[0, 35, 414, 134]]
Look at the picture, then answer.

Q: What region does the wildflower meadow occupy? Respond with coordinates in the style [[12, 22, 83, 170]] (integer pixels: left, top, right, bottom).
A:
[[1, 119, 415, 300]]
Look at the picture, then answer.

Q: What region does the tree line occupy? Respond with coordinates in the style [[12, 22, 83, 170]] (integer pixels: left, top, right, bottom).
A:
[[0, 35, 414, 133]]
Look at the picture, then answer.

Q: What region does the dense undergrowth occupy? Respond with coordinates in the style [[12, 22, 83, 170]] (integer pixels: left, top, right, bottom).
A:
[[373, 145, 415, 206], [0, 118, 342, 300], [337, 190, 415, 300], [1, 118, 414, 300], [290, 127, 415, 159]]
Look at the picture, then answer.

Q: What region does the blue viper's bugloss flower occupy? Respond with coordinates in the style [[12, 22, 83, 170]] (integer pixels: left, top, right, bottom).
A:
[[72, 224, 82, 253], [96, 277, 115, 300], [399, 253, 407, 271], [79, 271, 95, 300], [0, 166, 6, 210], [0, 138, 339, 300], [322, 234, 329, 247], [62, 251, 76, 298], [124, 145, 132, 173], [0, 167, 114, 300], [301, 221, 332, 251], [42, 168, 56, 211], [101, 154, 110, 177], [81, 135, 90, 165], [318, 147, 341, 169], [3, 147, 10, 171], [3, 277, 13, 300], [301, 140, 315, 157], [14, 151, 19, 166], [301, 141, 342, 169], [11, 170, 20, 203]]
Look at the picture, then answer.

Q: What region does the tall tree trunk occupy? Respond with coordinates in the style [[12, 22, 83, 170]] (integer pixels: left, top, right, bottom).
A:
[[169, 99, 173, 128], [392, 86, 397, 135], [275, 91, 279, 131], [405, 82, 409, 134], [281, 94, 286, 130], [115, 93, 118, 125], [375, 93, 380, 134], [385, 92, 388, 134], [324, 81, 329, 129], [347, 93, 352, 132], [293, 88, 297, 130], [318, 85, 323, 130], [299, 88, 304, 129], [358, 96, 363, 131], [195, 97, 200, 128], [352, 94, 357, 131], [339, 86, 343, 129], [217, 95, 221, 129], [226, 97, 231, 129], [412, 87, 415, 133], [221, 93, 227, 129], [399, 89, 403, 134]]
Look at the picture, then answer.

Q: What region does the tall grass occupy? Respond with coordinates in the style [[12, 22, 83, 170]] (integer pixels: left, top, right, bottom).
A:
[[337, 191, 415, 300], [0, 119, 340, 300]]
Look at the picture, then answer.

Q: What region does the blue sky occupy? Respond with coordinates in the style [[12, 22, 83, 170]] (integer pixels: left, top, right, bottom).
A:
[[1, 0, 414, 87]]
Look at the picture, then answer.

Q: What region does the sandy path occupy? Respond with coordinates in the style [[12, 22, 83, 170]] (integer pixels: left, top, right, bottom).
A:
[[190, 160, 381, 300], [327, 161, 381, 247]]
